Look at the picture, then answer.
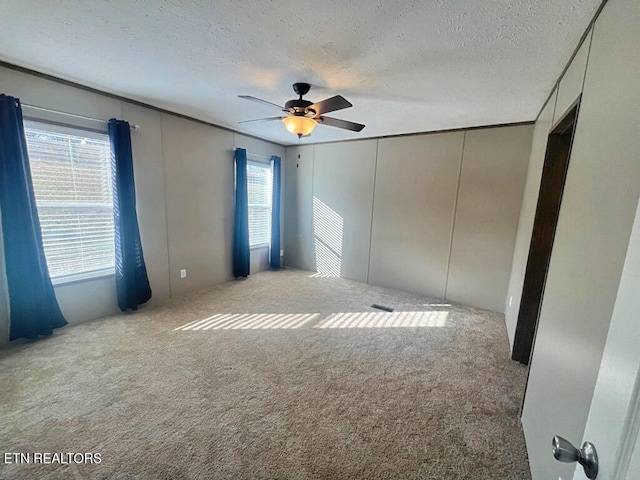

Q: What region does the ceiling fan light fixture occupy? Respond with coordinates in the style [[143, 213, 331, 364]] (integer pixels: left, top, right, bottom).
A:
[[239, 84, 364, 136], [282, 116, 316, 137]]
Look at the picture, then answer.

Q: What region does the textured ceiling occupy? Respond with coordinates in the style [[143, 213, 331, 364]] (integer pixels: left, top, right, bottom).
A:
[[0, 1, 601, 146]]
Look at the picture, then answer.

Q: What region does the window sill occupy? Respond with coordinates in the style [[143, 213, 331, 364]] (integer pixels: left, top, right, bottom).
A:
[[51, 269, 115, 287]]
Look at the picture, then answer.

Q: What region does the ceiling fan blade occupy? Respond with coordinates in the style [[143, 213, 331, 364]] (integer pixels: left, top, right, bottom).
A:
[[318, 116, 365, 132], [309, 95, 352, 116], [238, 116, 284, 124], [238, 95, 285, 111]]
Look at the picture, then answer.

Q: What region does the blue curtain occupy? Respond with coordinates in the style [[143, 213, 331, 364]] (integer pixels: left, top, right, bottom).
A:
[[270, 155, 281, 269], [233, 148, 250, 277], [109, 119, 152, 311], [0, 94, 67, 340]]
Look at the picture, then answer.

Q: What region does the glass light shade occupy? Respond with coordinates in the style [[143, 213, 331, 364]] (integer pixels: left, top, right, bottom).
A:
[[282, 116, 317, 136]]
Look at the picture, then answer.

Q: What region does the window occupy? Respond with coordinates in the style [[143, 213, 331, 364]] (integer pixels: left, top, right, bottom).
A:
[[24, 121, 115, 281], [247, 161, 273, 247]]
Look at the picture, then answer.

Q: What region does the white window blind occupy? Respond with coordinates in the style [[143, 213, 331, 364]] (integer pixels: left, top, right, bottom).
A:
[[247, 161, 273, 247], [24, 121, 115, 280]]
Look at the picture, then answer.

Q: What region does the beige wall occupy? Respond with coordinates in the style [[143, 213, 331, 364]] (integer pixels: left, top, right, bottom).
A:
[[0, 66, 284, 344], [446, 125, 532, 312], [313, 140, 377, 282], [369, 132, 463, 298], [284, 124, 533, 312], [160, 114, 234, 295], [518, 0, 640, 477], [283, 145, 315, 271]]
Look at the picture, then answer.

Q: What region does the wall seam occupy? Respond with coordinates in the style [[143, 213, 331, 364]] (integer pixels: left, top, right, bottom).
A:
[[551, 84, 559, 130], [580, 28, 595, 99], [444, 131, 466, 300], [309, 145, 315, 271], [366, 139, 380, 284], [159, 114, 173, 298]]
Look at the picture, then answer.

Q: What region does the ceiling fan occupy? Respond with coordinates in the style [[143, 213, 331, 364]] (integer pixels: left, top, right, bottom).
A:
[[238, 82, 365, 138]]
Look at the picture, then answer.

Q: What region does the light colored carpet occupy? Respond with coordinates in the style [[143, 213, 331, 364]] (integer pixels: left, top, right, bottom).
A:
[[0, 268, 530, 479]]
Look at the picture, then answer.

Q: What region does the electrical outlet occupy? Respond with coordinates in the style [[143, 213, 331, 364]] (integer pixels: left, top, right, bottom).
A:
[[280, 249, 284, 256], [180, 269, 187, 279]]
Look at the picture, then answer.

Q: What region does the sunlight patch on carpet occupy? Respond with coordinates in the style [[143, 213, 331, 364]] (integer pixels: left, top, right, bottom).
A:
[[314, 311, 448, 329], [174, 313, 320, 330], [175, 311, 449, 331]]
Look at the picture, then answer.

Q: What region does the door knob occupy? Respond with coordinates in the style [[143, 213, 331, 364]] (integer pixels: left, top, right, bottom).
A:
[[552, 436, 598, 479]]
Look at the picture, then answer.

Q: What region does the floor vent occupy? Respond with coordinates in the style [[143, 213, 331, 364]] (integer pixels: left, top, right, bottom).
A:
[[371, 303, 394, 312]]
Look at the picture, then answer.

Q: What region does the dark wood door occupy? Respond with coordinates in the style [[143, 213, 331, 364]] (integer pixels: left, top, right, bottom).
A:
[[511, 102, 579, 365]]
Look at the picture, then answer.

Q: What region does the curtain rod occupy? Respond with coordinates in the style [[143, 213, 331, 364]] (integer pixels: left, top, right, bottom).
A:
[[235, 148, 273, 159], [22, 104, 141, 130]]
